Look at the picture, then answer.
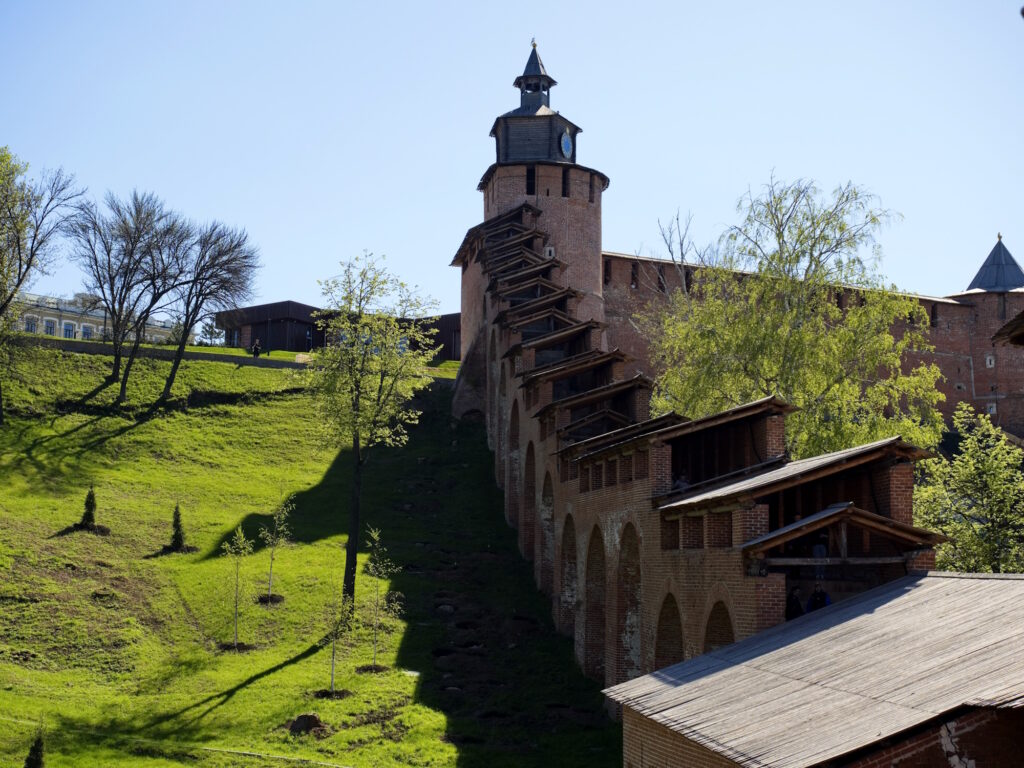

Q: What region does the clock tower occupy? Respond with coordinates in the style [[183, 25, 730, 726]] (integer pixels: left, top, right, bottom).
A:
[[478, 43, 609, 322]]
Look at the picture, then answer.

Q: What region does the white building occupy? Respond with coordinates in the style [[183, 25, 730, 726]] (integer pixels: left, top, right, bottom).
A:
[[14, 293, 178, 343]]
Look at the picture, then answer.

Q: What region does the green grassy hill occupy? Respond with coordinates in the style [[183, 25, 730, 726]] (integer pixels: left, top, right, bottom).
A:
[[0, 348, 619, 767]]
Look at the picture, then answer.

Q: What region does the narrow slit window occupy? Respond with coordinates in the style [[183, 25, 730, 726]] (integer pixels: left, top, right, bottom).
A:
[[588, 174, 595, 204], [562, 167, 570, 198], [630, 263, 639, 289], [526, 166, 536, 196], [603, 259, 612, 286]]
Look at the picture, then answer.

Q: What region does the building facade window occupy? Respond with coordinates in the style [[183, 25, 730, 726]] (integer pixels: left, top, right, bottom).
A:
[[63, 322, 75, 339], [81, 325, 93, 340], [24, 316, 37, 333], [44, 319, 56, 336]]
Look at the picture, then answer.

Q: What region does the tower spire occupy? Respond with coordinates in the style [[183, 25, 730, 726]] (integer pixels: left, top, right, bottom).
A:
[[514, 43, 557, 110]]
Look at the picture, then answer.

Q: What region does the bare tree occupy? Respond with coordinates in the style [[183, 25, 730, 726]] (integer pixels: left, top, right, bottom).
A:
[[160, 221, 258, 401], [68, 191, 168, 387], [0, 148, 82, 425], [117, 212, 191, 403]]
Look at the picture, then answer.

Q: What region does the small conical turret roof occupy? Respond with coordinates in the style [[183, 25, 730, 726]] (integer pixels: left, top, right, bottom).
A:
[[514, 43, 557, 89], [966, 235, 1024, 292]]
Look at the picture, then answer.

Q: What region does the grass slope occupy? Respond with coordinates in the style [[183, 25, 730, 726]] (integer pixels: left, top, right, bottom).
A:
[[0, 347, 618, 766]]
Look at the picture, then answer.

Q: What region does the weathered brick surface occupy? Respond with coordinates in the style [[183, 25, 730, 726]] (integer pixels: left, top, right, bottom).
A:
[[621, 706, 1024, 767], [455, 106, 963, 768]]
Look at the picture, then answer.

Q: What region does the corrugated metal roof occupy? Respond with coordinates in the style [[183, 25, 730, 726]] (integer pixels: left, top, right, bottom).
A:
[[604, 573, 1024, 768], [966, 237, 1024, 292], [660, 436, 927, 514]]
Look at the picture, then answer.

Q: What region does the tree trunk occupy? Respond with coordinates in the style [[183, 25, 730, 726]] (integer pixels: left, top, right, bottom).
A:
[[161, 331, 190, 402], [110, 340, 122, 381], [373, 579, 380, 666], [343, 432, 362, 602], [119, 328, 147, 404], [233, 561, 240, 648], [330, 636, 337, 693], [0, 374, 5, 427], [268, 550, 275, 598]]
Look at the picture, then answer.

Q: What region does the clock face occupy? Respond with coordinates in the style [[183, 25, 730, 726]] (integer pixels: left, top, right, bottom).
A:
[[560, 130, 572, 159]]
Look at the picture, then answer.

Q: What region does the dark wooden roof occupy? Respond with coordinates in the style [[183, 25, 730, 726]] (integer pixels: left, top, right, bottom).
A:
[[557, 412, 683, 457], [604, 572, 1024, 768], [660, 436, 931, 516], [536, 374, 651, 418], [741, 501, 946, 553], [519, 348, 627, 385], [572, 396, 794, 464]]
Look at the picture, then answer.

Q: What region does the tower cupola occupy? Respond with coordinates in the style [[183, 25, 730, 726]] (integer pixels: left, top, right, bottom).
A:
[[489, 43, 582, 165], [514, 42, 557, 112]]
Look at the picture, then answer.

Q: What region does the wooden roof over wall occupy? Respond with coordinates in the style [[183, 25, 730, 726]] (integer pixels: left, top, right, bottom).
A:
[[604, 572, 1024, 768]]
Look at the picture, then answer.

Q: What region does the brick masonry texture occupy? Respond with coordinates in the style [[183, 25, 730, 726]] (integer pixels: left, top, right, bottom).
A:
[[450, 65, 1023, 765]]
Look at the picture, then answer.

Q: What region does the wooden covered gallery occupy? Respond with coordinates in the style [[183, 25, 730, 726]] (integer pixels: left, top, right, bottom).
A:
[[605, 572, 1024, 768]]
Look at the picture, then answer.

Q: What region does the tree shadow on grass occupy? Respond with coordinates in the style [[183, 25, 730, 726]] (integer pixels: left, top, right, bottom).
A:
[[51, 639, 323, 751], [199, 443, 355, 561]]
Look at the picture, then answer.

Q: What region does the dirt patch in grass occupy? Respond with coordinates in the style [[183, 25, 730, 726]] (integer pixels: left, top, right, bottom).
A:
[[256, 593, 285, 606], [313, 688, 353, 700], [355, 663, 389, 674], [216, 642, 257, 653], [286, 712, 331, 738]]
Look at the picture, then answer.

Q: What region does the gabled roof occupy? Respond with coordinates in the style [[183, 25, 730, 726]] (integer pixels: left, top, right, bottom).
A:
[[604, 572, 1024, 768], [966, 236, 1024, 292], [742, 501, 945, 554], [661, 436, 931, 516]]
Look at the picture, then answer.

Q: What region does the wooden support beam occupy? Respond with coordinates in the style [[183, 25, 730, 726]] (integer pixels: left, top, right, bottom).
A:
[[763, 556, 907, 566]]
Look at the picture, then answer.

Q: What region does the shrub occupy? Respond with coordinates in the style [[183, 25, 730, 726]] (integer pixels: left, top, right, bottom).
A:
[[80, 487, 96, 529], [170, 503, 186, 552]]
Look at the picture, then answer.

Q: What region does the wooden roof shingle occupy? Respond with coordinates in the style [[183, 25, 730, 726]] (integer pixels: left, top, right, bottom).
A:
[[604, 573, 1024, 768]]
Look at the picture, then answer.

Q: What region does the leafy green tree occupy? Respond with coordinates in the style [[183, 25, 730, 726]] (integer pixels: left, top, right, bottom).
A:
[[170, 503, 186, 552], [0, 147, 82, 426], [221, 525, 253, 648], [365, 526, 403, 668], [258, 496, 292, 601], [199, 321, 223, 346], [646, 178, 943, 458], [80, 487, 97, 530], [309, 253, 438, 602], [915, 403, 1024, 573]]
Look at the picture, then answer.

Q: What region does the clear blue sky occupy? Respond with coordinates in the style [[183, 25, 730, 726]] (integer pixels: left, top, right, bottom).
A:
[[2, 1, 1022, 313]]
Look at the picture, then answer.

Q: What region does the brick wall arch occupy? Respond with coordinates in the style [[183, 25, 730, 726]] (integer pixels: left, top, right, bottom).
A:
[[558, 514, 579, 637], [495, 360, 509, 489], [584, 525, 607, 680], [703, 601, 736, 652], [487, 327, 498, 450], [505, 399, 520, 528], [521, 442, 537, 560], [654, 592, 685, 670], [614, 522, 643, 683], [538, 471, 555, 595]]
